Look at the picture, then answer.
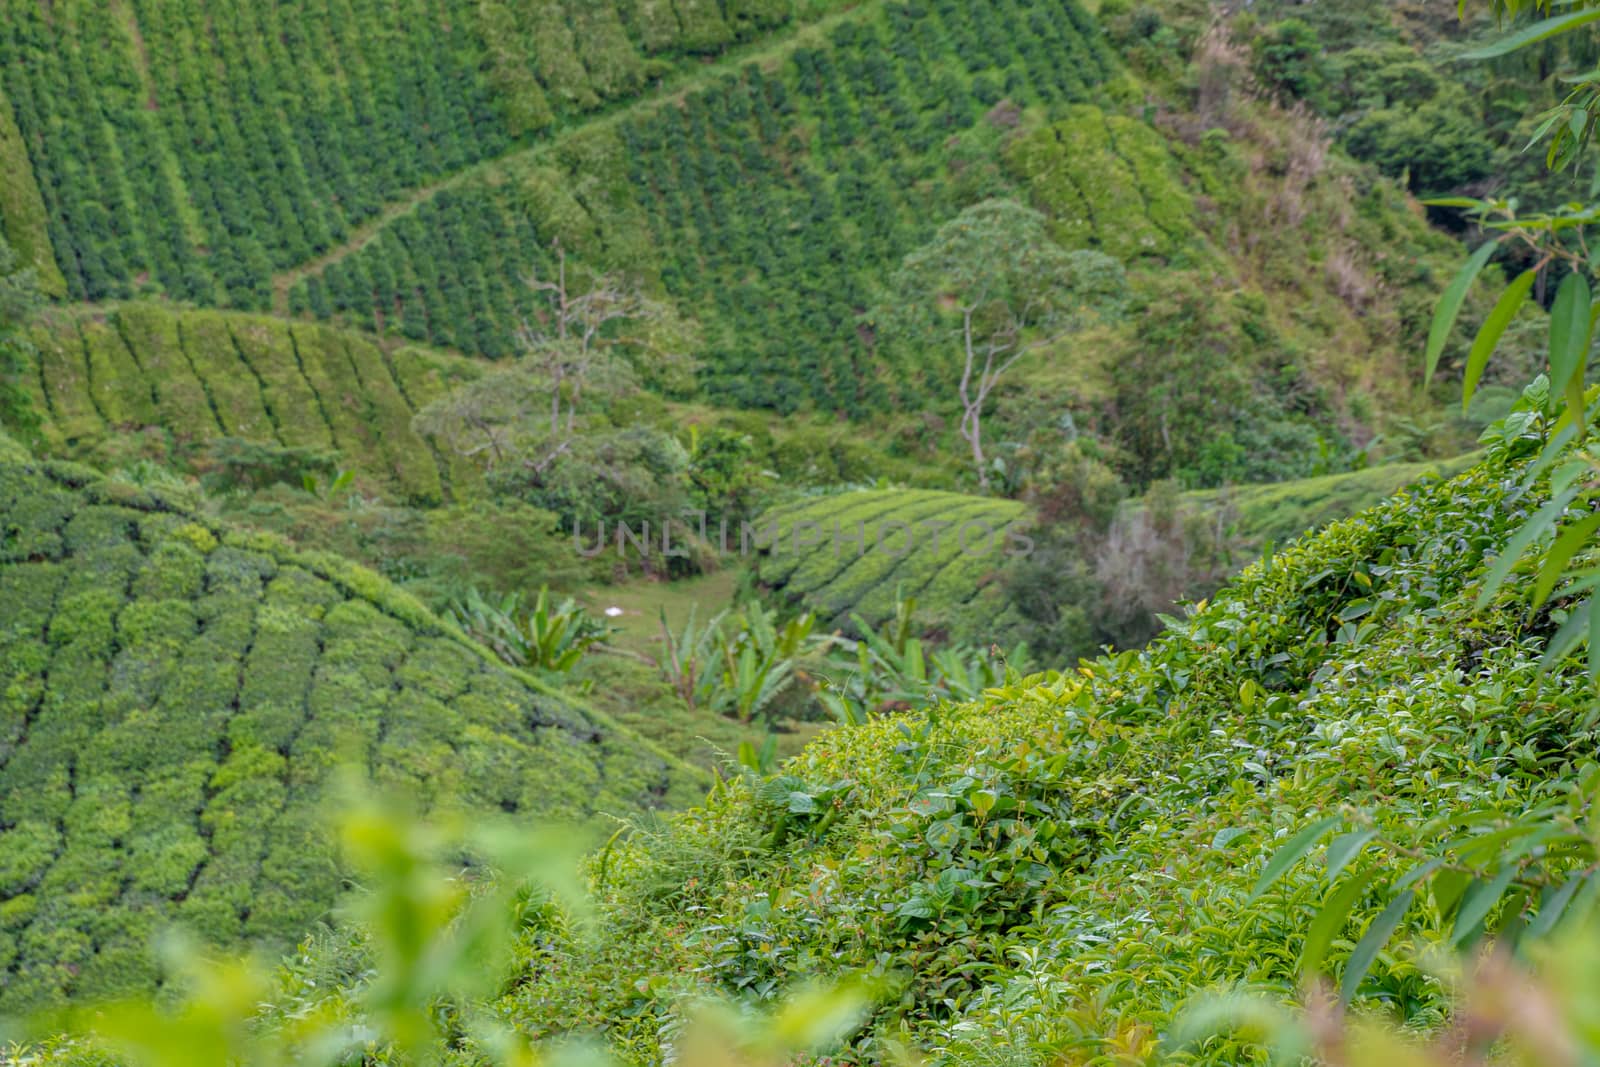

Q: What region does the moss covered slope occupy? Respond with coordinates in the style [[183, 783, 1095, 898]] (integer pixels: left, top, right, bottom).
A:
[[0, 435, 703, 1012]]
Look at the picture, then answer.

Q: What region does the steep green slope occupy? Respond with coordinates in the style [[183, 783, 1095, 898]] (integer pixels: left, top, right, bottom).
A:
[[480, 453, 1587, 1062], [18, 303, 483, 503], [0, 434, 703, 1013], [0, 0, 812, 308], [751, 488, 1027, 633]]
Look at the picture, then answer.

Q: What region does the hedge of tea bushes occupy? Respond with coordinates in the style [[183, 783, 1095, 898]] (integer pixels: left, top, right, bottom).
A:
[[301, 0, 1121, 412], [483, 453, 1599, 1065], [0, 0, 814, 308], [19, 303, 484, 503], [750, 488, 1028, 634]]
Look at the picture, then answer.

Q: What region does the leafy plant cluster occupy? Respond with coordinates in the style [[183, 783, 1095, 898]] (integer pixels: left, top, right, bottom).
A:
[[655, 600, 820, 724], [447, 586, 614, 679], [302, 0, 1119, 413], [0, 436, 703, 1014], [0, 0, 815, 308]]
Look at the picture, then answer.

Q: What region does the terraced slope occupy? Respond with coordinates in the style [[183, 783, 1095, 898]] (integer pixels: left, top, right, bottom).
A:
[[19, 303, 483, 503], [751, 488, 1028, 632], [0, 434, 703, 1012], [0, 0, 811, 307], [291, 0, 1119, 408]]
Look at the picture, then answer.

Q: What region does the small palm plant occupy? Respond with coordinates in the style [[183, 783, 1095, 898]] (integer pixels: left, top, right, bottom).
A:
[[447, 586, 612, 676]]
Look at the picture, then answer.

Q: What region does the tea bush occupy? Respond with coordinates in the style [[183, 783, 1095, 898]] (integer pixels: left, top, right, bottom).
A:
[[21, 304, 483, 503], [0, 0, 822, 307]]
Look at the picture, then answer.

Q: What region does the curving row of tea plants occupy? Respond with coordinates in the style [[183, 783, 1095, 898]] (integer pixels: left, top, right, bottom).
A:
[[0, 0, 815, 308], [19, 303, 485, 503], [295, 0, 1120, 412], [0, 432, 704, 1014], [750, 488, 1027, 635]]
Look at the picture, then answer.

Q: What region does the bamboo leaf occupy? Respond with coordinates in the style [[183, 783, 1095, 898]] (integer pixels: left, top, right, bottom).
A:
[[1548, 271, 1592, 395], [1524, 874, 1590, 941], [1450, 865, 1519, 946], [1340, 889, 1414, 1004], [1248, 817, 1341, 903], [1540, 599, 1593, 672], [1460, 9, 1600, 59], [1425, 241, 1499, 387], [1533, 510, 1600, 607], [1300, 869, 1378, 981], [1590, 595, 1600, 683], [1325, 828, 1379, 881], [1463, 269, 1536, 413], [1477, 487, 1582, 609]]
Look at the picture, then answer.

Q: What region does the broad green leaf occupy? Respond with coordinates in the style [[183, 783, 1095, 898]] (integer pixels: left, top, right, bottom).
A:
[[1463, 269, 1536, 413], [1248, 816, 1341, 903], [1300, 869, 1378, 980], [1211, 826, 1250, 850], [1425, 240, 1499, 387], [1340, 888, 1414, 1003], [1392, 856, 1445, 893], [1450, 865, 1519, 946], [1462, 11, 1600, 59], [1548, 271, 1592, 396], [1325, 828, 1379, 881], [1533, 510, 1600, 607]]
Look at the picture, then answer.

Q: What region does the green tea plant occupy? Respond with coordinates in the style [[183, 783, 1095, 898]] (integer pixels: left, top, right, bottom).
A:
[[0, 443, 699, 1012], [1171, 916, 1600, 1066], [13, 783, 875, 1067]]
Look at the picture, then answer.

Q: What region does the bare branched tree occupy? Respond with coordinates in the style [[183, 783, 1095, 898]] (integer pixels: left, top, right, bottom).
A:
[[413, 241, 697, 472]]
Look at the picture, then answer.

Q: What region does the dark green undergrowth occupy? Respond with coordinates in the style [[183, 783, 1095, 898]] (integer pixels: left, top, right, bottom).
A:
[[0, 433, 704, 1014]]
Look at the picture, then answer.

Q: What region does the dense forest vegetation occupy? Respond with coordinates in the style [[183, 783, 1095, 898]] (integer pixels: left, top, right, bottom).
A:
[[6, 0, 1600, 1061]]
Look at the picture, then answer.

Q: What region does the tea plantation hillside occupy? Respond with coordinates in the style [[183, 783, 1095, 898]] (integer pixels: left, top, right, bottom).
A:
[[19, 303, 485, 502], [466, 452, 1594, 1063], [294, 0, 1122, 409], [0, 0, 816, 309], [0, 432, 703, 1013]]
